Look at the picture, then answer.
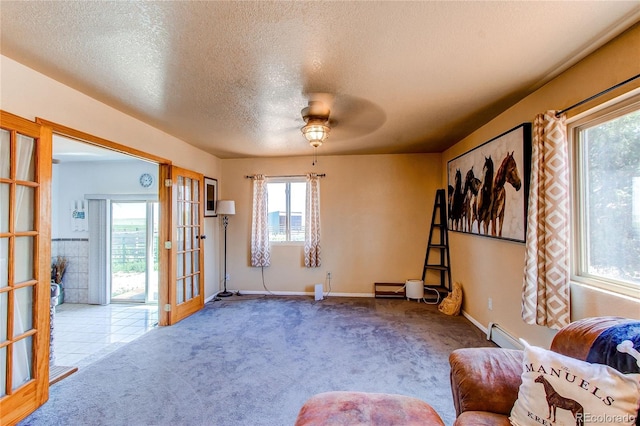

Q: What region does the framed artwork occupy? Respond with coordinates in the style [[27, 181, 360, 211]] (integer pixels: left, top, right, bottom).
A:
[[204, 177, 218, 217], [447, 123, 532, 242]]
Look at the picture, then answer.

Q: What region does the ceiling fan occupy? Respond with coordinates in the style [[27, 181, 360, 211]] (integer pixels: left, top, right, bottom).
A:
[[300, 100, 332, 148], [295, 93, 386, 151]]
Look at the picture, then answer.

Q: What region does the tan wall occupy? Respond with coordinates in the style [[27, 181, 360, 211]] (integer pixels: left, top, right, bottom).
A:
[[1, 55, 223, 298], [442, 23, 640, 347], [220, 154, 441, 295]]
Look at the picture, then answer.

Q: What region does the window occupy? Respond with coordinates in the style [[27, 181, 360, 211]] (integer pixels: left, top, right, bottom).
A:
[[267, 180, 306, 242], [570, 94, 640, 297]]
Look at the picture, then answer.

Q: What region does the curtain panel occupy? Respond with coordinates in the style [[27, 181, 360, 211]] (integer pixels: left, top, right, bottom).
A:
[[251, 175, 271, 267], [522, 111, 570, 329], [304, 174, 321, 267]]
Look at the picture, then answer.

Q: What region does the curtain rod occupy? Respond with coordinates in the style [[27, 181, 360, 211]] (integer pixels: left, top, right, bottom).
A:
[[556, 73, 640, 117], [245, 174, 326, 179]]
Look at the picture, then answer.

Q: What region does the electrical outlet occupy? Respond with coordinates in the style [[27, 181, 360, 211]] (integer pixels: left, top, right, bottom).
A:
[[225, 273, 230, 281], [488, 297, 493, 311]]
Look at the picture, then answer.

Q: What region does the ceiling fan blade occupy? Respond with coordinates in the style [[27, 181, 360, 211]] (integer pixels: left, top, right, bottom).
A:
[[329, 95, 386, 139]]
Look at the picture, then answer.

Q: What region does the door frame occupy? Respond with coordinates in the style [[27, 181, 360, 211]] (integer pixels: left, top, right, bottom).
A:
[[35, 119, 174, 326]]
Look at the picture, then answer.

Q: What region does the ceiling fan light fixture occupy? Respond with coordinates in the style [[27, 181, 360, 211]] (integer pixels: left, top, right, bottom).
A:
[[301, 120, 330, 147]]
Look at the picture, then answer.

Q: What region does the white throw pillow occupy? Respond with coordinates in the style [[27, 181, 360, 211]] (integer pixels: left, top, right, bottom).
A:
[[509, 341, 640, 426]]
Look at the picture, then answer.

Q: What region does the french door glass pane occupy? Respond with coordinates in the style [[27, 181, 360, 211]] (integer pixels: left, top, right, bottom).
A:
[[185, 203, 191, 229], [0, 346, 6, 397], [186, 227, 192, 250], [0, 129, 9, 179], [193, 181, 199, 211], [15, 185, 34, 232], [185, 178, 192, 201], [13, 286, 33, 334], [177, 278, 184, 304], [0, 237, 8, 288], [194, 275, 200, 297], [0, 291, 7, 340], [12, 335, 32, 390], [14, 237, 34, 284], [0, 184, 8, 233], [185, 251, 192, 275], [177, 227, 184, 251], [177, 176, 184, 200], [15, 134, 35, 182], [177, 253, 183, 278], [185, 275, 192, 300]]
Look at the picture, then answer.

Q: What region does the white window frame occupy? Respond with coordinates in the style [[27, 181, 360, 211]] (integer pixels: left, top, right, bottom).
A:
[[568, 91, 640, 299], [267, 178, 306, 245]]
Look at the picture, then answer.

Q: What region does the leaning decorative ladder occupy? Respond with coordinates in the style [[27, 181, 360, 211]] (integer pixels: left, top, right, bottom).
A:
[[421, 189, 451, 301]]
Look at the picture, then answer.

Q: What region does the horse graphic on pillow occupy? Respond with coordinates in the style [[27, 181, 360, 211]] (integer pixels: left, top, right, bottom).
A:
[[535, 375, 584, 426]]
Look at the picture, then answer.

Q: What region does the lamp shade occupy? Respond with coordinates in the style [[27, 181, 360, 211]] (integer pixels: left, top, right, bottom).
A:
[[217, 200, 235, 215]]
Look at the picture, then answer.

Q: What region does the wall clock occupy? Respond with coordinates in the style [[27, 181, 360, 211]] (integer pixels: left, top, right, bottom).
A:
[[139, 173, 154, 188]]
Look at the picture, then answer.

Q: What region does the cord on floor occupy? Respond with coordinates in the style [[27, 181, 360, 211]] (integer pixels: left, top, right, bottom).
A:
[[393, 282, 442, 305], [421, 287, 441, 305], [261, 265, 276, 296]]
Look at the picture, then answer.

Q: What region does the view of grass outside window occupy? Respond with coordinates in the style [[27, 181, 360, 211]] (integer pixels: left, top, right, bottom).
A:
[[267, 181, 306, 242], [574, 101, 639, 292]]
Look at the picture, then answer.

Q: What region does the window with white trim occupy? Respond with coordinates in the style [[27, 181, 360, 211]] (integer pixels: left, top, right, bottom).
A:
[[267, 179, 306, 242], [570, 94, 640, 298]]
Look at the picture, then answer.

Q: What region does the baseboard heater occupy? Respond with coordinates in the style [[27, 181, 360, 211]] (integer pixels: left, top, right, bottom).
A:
[[487, 322, 523, 350]]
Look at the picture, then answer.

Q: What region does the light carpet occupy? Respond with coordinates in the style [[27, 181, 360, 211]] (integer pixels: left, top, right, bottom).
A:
[[20, 296, 494, 425]]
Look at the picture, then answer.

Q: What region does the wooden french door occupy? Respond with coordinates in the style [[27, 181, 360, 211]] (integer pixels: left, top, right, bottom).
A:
[[167, 166, 204, 324], [0, 111, 51, 425]]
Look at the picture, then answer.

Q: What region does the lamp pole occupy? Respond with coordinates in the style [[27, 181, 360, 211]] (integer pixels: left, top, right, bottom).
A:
[[219, 214, 232, 297]]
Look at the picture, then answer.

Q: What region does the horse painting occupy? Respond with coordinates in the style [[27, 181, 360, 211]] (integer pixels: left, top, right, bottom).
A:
[[447, 184, 454, 229], [490, 151, 521, 237], [447, 123, 529, 241], [462, 168, 481, 232], [450, 169, 465, 230], [475, 156, 494, 235]]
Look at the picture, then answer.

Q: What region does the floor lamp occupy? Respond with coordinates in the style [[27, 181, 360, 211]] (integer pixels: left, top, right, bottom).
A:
[[217, 200, 235, 297]]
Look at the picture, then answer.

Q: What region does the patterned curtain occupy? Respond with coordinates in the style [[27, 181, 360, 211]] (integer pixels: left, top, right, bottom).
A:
[[522, 111, 570, 329], [304, 173, 321, 267], [251, 175, 271, 267]]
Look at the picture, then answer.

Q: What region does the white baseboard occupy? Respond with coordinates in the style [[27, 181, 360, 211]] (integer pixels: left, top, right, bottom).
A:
[[236, 290, 375, 298], [461, 309, 488, 335], [461, 310, 524, 350]]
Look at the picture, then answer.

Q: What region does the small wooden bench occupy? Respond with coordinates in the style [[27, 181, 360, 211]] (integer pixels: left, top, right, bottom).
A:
[[374, 282, 405, 299]]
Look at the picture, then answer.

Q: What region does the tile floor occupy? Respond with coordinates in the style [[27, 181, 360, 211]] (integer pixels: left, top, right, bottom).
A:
[[51, 303, 158, 368]]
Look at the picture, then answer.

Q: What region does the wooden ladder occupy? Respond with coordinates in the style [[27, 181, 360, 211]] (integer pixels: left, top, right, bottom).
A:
[[421, 189, 452, 300]]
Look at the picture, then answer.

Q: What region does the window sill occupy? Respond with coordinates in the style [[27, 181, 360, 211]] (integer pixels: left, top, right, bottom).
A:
[[570, 278, 640, 301]]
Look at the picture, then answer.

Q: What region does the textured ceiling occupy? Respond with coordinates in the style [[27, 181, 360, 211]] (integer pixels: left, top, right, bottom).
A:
[[1, 1, 639, 159]]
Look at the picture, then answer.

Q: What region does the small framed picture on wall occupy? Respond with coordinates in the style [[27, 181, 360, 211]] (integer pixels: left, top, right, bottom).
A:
[[204, 177, 218, 217]]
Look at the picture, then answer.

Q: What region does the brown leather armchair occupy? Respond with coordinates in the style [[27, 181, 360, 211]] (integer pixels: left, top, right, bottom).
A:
[[448, 317, 636, 426]]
